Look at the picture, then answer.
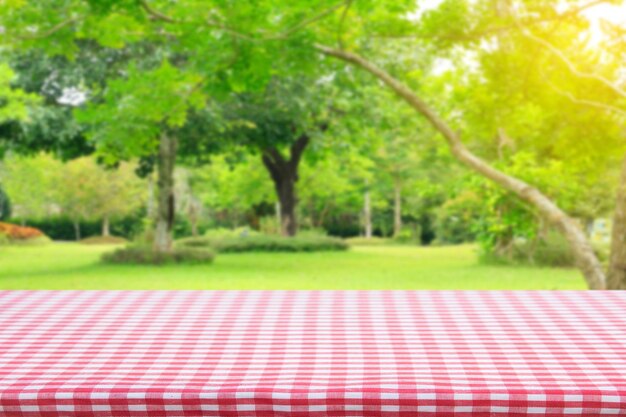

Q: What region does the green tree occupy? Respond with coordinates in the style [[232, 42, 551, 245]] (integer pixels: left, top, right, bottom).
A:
[[0, 184, 11, 221], [0, 153, 61, 221], [92, 161, 147, 237], [76, 62, 204, 250], [307, 0, 623, 289], [214, 78, 332, 236], [53, 157, 102, 240]]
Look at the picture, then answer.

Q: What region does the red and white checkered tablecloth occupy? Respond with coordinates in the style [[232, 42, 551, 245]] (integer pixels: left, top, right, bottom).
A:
[[0, 291, 625, 417]]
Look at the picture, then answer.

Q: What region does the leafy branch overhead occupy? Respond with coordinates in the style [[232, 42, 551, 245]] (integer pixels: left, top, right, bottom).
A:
[[75, 61, 205, 162], [0, 64, 39, 124]]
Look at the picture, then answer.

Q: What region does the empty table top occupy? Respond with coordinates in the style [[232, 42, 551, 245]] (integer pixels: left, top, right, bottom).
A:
[[0, 291, 625, 416]]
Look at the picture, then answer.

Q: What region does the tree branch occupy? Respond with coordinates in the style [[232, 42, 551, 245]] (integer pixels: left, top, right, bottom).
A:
[[288, 134, 310, 171], [515, 20, 626, 99], [374, 0, 610, 43], [314, 43, 607, 290], [13, 17, 79, 40], [270, 0, 348, 41], [139, 0, 179, 23], [545, 79, 626, 118], [138, 0, 348, 42], [262, 148, 286, 184]]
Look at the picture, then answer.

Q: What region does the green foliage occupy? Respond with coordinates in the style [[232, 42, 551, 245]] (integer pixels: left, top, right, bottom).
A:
[[190, 155, 275, 216], [15, 215, 143, 241], [102, 245, 215, 265], [479, 231, 575, 267], [1, 153, 147, 233], [76, 61, 205, 162], [0, 185, 11, 220], [470, 151, 614, 257], [434, 190, 481, 244], [2, 0, 625, 267], [0, 63, 39, 124], [481, 230, 610, 268], [393, 225, 422, 245], [176, 233, 348, 253], [0, 153, 60, 219]]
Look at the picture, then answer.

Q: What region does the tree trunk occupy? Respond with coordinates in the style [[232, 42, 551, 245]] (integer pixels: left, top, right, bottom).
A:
[[607, 154, 626, 289], [364, 188, 372, 239], [73, 220, 81, 241], [154, 133, 177, 253], [393, 181, 402, 237], [102, 216, 110, 237], [316, 44, 606, 290], [261, 134, 310, 237], [147, 176, 155, 219], [188, 200, 199, 237], [279, 177, 297, 236], [275, 201, 282, 233]]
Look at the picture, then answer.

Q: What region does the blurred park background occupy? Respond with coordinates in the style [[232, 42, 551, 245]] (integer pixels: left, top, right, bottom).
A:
[[0, 0, 625, 290]]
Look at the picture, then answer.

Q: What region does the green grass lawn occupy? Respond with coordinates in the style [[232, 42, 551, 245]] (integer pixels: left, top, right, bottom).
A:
[[0, 243, 586, 289]]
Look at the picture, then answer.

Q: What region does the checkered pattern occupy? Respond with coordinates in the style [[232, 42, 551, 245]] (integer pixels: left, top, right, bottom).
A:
[[0, 291, 625, 417]]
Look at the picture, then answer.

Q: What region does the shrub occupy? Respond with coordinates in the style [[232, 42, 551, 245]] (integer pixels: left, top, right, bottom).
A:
[[511, 233, 575, 267], [101, 245, 215, 265], [481, 230, 607, 268], [80, 236, 128, 245], [393, 225, 422, 245], [0, 222, 46, 240], [204, 227, 260, 239], [12, 215, 143, 241], [176, 233, 348, 253]]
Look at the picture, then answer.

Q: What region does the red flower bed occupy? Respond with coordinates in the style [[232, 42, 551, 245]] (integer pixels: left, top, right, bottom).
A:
[[0, 222, 46, 240]]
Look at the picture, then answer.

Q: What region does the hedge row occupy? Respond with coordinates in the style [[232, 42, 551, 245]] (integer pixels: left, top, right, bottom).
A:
[[101, 246, 215, 265], [176, 234, 349, 253]]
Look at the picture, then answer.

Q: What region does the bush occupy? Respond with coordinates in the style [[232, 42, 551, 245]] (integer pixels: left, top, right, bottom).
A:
[[434, 190, 481, 244], [393, 225, 422, 245], [80, 236, 128, 245], [0, 222, 47, 240], [481, 230, 607, 268], [13, 215, 144, 241], [101, 245, 215, 265], [205, 227, 260, 239], [176, 233, 348, 253], [521, 233, 575, 267]]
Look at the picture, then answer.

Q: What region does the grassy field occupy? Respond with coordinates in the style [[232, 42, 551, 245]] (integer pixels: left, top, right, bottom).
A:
[[0, 243, 586, 290]]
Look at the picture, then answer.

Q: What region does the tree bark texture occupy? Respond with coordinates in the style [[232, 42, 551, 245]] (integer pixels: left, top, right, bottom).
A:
[[154, 133, 177, 253], [607, 154, 626, 290], [261, 134, 310, 237], [393, 181, 402, 237], [316, 44, 606, 289], [73, 220, 81, 241], [102, 215, 110, 237], [364, 188, 372, 239]]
